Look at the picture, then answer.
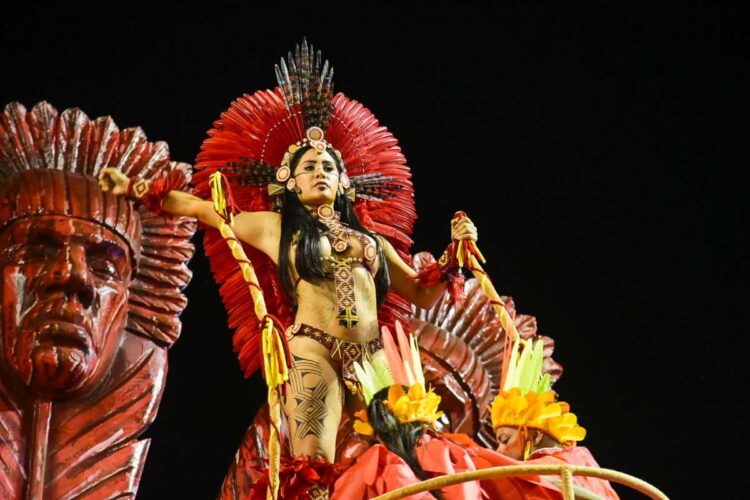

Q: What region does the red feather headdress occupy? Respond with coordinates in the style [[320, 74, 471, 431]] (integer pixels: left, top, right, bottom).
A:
[[193, 40, 415, 377]]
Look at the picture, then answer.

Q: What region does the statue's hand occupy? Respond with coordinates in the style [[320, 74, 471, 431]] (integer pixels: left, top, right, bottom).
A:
[[451, 214, 478, 242], [98, 167, 131, 195]]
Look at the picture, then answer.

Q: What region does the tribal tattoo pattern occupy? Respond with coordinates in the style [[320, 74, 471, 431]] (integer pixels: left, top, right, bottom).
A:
[[288, 355, 330, 441]]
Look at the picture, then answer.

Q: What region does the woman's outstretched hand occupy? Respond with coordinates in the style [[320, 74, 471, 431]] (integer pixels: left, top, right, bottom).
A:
[[451, 213, 478, 242], [98, 167, 131, 195]]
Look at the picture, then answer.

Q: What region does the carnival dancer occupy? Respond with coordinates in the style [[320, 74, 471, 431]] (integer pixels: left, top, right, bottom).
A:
[[332, 322, 480, 499], [335, 323, 578, 499], [99, 40, 476, 498], [477, 337, 619, 499]]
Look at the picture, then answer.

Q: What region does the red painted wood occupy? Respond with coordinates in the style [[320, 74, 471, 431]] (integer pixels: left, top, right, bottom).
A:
[[0, 101, 196, 499]]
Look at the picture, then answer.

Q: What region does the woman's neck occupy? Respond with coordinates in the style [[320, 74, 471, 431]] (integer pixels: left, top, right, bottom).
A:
[[303, 202, 334, 211]]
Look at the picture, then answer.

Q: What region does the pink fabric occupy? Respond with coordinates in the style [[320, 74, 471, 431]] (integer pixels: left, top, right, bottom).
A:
[[445, 433, 618, 499], [456, 440, 565, 500], [529, 446, 620, 499]]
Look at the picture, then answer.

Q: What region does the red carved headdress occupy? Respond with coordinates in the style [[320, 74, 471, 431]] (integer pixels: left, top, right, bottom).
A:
[[0, 101, 196, 346], [193, 40, 416, 377], [0, 101, 196, 498]]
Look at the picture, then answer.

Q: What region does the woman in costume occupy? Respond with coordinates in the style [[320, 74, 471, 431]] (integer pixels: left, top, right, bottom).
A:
[[332, 322, 480, 499], [335, 324, 581, 499], [475, 337, 619, 499], [98, 40, 475, 469]]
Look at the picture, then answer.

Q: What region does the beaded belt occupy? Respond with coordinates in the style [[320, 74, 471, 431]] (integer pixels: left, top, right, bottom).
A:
[[287, 323, 383, 394]]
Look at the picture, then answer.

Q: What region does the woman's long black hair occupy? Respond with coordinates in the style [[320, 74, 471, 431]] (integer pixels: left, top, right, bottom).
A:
[[277, 144, 390, 306], [368, 387, 444, 499]]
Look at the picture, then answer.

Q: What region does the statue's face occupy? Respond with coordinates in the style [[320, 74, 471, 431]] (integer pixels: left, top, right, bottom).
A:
[[0, 216, 132, 397], [293, 148, 340, 206]]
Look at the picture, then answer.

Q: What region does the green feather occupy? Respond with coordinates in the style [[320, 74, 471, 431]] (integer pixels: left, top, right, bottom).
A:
[[354, 361, 373, 404], [371, 351, 394, 391], [529, 340, 545, 393], [353, 351, 395, 405], [503, 337, 522, 391], [517, 339, 535, 393], [537, 373, 551, 394]]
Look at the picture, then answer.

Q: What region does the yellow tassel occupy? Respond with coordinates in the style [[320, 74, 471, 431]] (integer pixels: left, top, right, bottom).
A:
[[470, 241, 487, 264], [262, 317, 289, 389], [209, 172, 233, 225], [209, 181, 287, 500]]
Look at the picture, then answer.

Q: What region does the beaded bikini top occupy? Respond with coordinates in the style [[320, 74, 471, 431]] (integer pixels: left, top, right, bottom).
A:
[[312, 204, 377, 329]]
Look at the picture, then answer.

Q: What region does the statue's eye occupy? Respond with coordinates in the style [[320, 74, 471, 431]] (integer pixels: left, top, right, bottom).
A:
[[88, 255, 118, 278], [87, 245, 126, 280]]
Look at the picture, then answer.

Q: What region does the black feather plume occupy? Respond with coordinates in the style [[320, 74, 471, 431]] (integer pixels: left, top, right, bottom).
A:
[[350, 173, 403, 201], [220, 159, 278, 186], [275, 38, 335, 131]]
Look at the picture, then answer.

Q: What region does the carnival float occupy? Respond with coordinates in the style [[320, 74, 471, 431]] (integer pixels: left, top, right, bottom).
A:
[[0, 39, 667, 499]]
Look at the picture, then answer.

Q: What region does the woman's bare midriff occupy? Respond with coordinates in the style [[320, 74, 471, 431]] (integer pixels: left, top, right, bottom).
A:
[[293, 266, 380, 343]]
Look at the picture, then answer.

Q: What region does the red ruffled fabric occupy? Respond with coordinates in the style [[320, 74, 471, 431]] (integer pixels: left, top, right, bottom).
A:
[[412, 259, 466, 304], [141, 169, 188, 216], [331, 444, 432, 500], [250, 456, 346, 500], [415, 434, 483, 499], [444, 434, 619, 499], [332, 435, 483, 499], [332, 433, 622, 499]]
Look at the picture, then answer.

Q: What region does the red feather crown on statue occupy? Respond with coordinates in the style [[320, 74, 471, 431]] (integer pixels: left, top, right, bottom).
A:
[[192, 40, 416, 377]]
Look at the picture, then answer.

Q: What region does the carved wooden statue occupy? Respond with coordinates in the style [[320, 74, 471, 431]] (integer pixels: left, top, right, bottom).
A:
[[0, 102, 196, 499]]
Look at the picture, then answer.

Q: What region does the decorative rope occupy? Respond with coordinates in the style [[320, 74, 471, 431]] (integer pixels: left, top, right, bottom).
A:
[[209, 172, 290, 500], [450, 211, 520, 387], [371, 463, 669, 500], [560, 465, 575, 498]]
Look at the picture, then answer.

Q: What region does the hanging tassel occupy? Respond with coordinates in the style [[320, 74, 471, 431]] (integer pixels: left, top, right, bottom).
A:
[[209, 172, 239, 225], [210, 172, 289, 500]]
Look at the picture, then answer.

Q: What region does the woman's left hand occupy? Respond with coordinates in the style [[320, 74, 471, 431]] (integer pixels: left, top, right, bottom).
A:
[[451, 214, 478, 242]]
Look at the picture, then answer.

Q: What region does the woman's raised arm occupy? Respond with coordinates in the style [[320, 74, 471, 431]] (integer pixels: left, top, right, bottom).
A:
[[98, 168, 281, 260], [382, 214, 478, 309], [98, 167, 223, 227]]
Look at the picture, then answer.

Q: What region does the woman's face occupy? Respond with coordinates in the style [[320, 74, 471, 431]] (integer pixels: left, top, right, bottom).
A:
[[292, 148, 339, 206], [495, 425, 524, 459]]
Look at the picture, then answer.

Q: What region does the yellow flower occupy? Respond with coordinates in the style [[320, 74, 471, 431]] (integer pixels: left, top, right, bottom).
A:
[[491, 389, 586, 446], [353, 409, 374, 436], [386, 383, 443, 426]]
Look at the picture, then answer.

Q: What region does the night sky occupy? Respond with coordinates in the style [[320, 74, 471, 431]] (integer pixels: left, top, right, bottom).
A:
[[2, 3, 745, 498]]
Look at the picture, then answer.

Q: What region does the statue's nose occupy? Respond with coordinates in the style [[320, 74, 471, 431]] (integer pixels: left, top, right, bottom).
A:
[[44, 243, 95, 308]]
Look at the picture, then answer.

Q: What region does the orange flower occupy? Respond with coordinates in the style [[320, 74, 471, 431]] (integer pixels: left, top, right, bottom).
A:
[[353, 409, 374, 436]]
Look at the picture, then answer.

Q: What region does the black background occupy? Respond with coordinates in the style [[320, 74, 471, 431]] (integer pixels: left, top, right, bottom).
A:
[[2, 2, 746, 498]]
